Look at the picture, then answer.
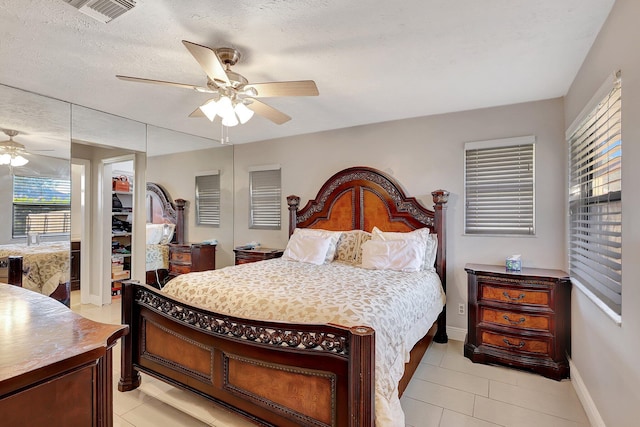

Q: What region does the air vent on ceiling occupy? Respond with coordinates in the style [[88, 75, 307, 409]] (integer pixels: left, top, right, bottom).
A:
[[62, 0, 136, 23]]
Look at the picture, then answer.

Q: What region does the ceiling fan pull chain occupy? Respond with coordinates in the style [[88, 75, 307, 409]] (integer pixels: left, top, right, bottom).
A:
[[220, 122, 230, 145]]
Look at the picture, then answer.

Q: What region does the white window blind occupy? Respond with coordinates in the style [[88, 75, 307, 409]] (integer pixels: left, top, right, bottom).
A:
[[195, 173, 220, 226], [568, 73, 622, 316], [249, 168, 281, 229], [13, 175, 71, 238], [464, 136, 535, 235]]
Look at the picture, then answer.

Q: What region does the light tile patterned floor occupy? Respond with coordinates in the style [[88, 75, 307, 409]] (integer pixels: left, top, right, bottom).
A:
[[71, 292, 590, 427]]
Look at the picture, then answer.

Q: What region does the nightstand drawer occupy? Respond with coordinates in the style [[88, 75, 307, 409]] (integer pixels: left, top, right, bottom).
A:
[[480, 330, 551, 355], [480, 284, 550, 307], [170, 263, 192, 275], [170, 250, 191, 263], [480, 307, 551, 332]]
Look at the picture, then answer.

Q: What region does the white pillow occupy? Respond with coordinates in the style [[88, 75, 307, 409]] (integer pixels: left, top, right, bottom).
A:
[[371, 226, 436, 270], [160, 223, 176, 244], [293, 228, 342, 263], [146, 224, 164, 244], [424, 233, 438, 270], [282, 233, 332, 265], [360, 240, 426, 272]]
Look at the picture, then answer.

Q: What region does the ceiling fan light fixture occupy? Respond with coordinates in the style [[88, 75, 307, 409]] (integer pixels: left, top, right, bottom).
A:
[[199, 99, 219, 121], [11, 155, 29, 167], [217, 96, 240, 126], [234, 102, 254, 124], [221, 112, 239, 127], [0, 153, 11, 165]]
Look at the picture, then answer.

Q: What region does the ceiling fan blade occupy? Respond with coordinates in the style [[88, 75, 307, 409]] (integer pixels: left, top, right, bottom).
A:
[[189, 107, 205, 118], [246, 99, 291, 125], [245, 80, 319, 97], [116, 75, 214, 93], [182, 40, 230, 86]]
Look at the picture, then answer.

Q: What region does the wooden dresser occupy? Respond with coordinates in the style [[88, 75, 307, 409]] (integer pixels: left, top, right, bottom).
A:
[[0, 283, 127, 426], [464, 263, 571, 380], [234, 247, 284, 265], [169, 243, 216, 276]]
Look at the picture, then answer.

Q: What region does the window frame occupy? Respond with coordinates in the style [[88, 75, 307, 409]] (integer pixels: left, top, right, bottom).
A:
[[249, 166, 281, 230], [566, 71, 622, 322], [195, 171, 221, 227], [464, 135, 536, 236], [12, 174, 71, 238]]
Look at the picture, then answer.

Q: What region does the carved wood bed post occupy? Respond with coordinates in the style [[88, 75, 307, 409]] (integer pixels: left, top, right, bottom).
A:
[[432, 189, 449, 343], [175, 198, 186, 244], [287, 195, 300, 237], [349, 326, 375, 426], [8, 256, 23, 286], [118, 280, 141, 392]]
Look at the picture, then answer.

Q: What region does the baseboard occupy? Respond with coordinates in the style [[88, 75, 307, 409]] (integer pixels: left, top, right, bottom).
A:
[[569, 357, 606, 427], [446, 326, 467, 342], [89, 294, 103, 306]]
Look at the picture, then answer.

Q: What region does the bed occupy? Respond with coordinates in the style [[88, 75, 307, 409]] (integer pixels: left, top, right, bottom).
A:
[[144, 182, 185, 287], [0, 241, 71, 306], [119, 166, 449, 426]]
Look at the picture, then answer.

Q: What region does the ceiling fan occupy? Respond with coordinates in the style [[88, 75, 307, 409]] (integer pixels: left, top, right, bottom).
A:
[[0, 130, 29, 167], [116, 40, 319, 126]]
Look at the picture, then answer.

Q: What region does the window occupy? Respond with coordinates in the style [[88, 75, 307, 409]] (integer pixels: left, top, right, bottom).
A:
[[13, 175, 71, 238], [464, 136, 535, 235], [195, 172, 220, 227], [249, 166, 281, 230], [567, 72, 622, 317]]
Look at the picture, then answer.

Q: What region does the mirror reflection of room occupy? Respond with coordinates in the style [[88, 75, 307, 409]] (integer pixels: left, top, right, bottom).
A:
[[0, 84, 72, 306]]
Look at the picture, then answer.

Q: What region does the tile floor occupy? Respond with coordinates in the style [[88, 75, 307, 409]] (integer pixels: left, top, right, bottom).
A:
[[71, 292, 590, 427]]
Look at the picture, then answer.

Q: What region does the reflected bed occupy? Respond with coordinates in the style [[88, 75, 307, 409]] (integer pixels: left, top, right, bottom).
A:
[[0, 241, 70, 305], [144, 182, 184, 287]]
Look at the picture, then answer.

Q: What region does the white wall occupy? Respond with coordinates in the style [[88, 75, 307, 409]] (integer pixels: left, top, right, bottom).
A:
[[234, 97, 566, 331], [564, 0, 639, 425], [146, 145, 235, 268]]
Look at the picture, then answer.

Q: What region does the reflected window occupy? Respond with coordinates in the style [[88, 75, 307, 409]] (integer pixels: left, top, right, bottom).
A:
[[195, 173, 220, 227], [12, 175, 71, 238]]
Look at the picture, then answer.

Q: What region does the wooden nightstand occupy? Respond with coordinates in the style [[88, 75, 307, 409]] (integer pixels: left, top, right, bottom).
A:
[[234, 247, 284, 265], [464, 263, 571, 380], [169, 243, 216, 277]]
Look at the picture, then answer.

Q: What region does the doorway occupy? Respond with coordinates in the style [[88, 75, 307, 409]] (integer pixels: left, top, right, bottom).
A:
[[71, 158, 92, 305]]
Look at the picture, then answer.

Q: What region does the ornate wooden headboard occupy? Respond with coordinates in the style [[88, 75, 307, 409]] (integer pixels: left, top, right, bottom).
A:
[[146, 182, 186, 244], [286, 166, 449, 285]]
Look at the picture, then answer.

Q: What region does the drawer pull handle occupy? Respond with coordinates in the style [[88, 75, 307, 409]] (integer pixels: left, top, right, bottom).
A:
[[502, 338, 525, 348], [503, 314, 526, 325], [502, 291, 526, 301]]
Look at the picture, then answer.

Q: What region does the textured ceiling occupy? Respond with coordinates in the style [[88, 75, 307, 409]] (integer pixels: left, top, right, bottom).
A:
[[0, 0, 614, 153]]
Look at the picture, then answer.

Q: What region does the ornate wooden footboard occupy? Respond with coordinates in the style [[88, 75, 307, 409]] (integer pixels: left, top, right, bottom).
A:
[[120, 166, 448, 425], [119, 281, 375, 426]]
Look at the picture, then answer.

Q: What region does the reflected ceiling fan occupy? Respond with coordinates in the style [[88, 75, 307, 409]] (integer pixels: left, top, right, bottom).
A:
[[116, 40, 319, 127], [0, 130, 55, 167], [0, 130, 29, 167]]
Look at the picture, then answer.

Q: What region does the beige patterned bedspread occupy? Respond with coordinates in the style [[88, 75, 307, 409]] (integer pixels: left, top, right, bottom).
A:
[[146, 244, 169, 271], [0, 242, 70, 296], [162, 258, 445, 427]]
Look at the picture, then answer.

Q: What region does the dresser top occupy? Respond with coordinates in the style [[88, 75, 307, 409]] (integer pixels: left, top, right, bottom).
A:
[[464, 263, 569, 280], [0, 283, 127, 384]]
